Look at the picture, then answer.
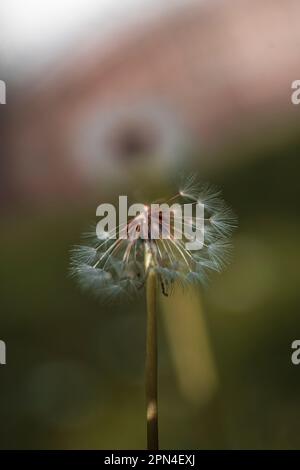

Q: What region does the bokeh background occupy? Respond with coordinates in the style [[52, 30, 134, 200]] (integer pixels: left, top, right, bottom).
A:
[[1, 0, 300, 449]]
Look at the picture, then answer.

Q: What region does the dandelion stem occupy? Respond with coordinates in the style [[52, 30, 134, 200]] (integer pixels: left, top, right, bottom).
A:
[[145, 266, 159, 450]]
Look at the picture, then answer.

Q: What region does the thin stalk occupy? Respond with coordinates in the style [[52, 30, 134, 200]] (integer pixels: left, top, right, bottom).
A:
[[145, 267, 159, 450]]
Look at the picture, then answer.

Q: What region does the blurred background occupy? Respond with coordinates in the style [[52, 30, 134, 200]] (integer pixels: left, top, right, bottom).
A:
[[1, 0, 300, 449]]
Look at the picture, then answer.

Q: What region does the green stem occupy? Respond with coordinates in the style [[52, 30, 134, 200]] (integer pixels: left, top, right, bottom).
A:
[[145, 268, 159, 450]]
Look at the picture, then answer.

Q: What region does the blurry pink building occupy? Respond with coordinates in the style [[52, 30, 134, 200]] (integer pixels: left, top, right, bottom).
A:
[[4, 0, 300, 208]]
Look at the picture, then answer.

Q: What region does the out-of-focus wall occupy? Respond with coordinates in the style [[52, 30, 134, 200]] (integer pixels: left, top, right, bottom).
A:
[[2, 0, 300, 207]]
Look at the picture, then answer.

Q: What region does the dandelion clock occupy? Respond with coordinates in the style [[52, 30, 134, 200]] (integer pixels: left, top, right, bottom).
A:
[[70, 175, 237, 449]]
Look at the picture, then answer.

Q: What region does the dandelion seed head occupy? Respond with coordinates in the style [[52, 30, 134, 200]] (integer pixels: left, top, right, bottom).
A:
[[70, 175, 237, 300]]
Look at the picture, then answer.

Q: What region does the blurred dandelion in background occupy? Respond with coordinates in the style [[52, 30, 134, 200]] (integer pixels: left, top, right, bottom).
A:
[[73, 101, 189, 189]]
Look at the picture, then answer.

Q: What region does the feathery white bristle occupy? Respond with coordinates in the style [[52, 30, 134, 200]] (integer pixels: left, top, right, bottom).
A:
[[70, 175, 237, 300]]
